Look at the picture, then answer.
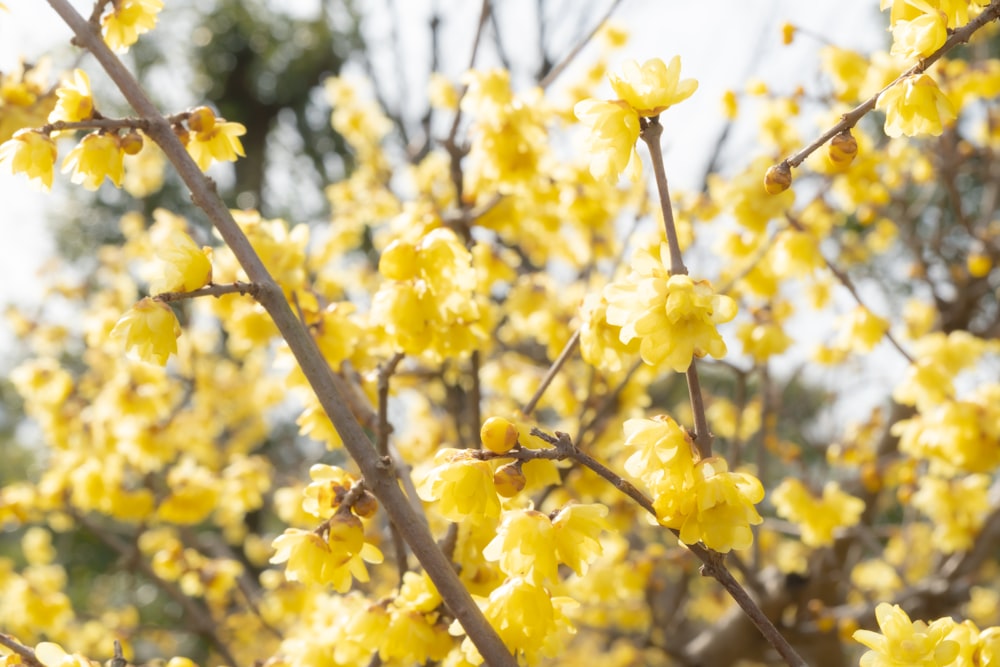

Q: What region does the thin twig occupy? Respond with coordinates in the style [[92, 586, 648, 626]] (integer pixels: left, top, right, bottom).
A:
[[155, 282, 259, 302], [684, 362, 713, 459], [640, 117, 686, 275], [442, 0, 491, 203], [538, 0, 624, 89], [44, 2, 517, 664], [780, 0, 1000, 171], [522, 429, 807, 667], [0, 634, 44, 667], [785, 214, 914, 363], [522, 329, 580, 417]]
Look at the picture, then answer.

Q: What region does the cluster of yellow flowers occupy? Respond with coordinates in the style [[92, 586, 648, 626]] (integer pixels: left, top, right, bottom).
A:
[[0, 68, 245, 193], [5, 1, 1000, 666]]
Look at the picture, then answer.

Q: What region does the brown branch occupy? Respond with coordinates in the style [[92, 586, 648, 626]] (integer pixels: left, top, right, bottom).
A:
[[0, 633, 44, 667], [780, 0, 1000, 170], [639, 117, 686, 275], [684, 362, 713, 459], [375, 351, 409, 580], [155, 282, 259, 302], [44, 2, 517, 665], [524, 428, 809, 667], [522, 329, 580, 417]]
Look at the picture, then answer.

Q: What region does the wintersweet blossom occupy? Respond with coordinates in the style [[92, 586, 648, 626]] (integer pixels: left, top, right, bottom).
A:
[[185, 114, 247, 171], [853, 603, 959, 667], [573, 98, 641, 183], [61, 132, 125, 190], [771, 478, 866, 547], [657, 457, 765, 553], [416, 448, 501, 522], [608, 56, 698, 117], [574, 55, 696, 182], [0, 129, 57, 189], [149, 228, 213, 294], [604, 243, 737, 372], [269, 522, 384, 592], [101, 0, 164, 53], [890, 0, 947, 59], [110, 297, 181, 365], [33, 642, 91, 667], [48, 69, 93, 123], [876, 74, 956, 138]]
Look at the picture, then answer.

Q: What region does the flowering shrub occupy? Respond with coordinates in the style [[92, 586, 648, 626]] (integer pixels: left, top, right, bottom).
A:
[[2, 2, 1000, 667]]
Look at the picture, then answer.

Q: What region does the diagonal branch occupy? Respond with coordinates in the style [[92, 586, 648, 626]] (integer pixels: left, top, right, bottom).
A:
[[43, 2, 517, 665]]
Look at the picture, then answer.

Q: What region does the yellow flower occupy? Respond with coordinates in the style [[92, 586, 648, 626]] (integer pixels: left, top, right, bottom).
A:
[[459, 577, 577, 665], [48, 69, 94, 123], [912, 474, 990, 554], [876, 74, 956, 138], [608, 56, 698, 117], [416, 449, 501, 522], [551, 503, 610, 576], [302, 464, 358, 519], [604, 244, 737, 372], [890, 1, 947, 59], [622, 415, 696, 490], [110, 297, 181, 365], [0, 129, 57, 189], [270, 518, 383, 592], [836, 306, 889, 353], [771, 478, 866, 547], [579, 292, 640, 372], [853, 602, 960, 667], [157, 458, 221, 525], [102, 0, 164, 53], [150, 228, 213, 294], [721, 89, 739, 119], [574, 98, 641, 182], [185, 111, 247, 171], [483, 509, 560, 584], [33, 642, 91, 667], [61, 132, 125, 190], [661, 457, 764, 553]]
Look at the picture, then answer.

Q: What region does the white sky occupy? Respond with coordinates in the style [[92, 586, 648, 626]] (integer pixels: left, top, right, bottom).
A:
[[0, 1, 888, 372]]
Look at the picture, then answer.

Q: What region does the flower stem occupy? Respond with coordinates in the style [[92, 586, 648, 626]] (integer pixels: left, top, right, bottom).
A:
[[640, 117, 687, 276]]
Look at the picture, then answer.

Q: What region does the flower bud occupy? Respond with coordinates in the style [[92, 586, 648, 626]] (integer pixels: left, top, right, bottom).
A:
[[187, 106, 216, 133], [828, 130, 858, 166], [120, 130, 144, 155], [764, 162, 792, 194], [351, 490, 379, 519], [481, 416, 519, 454], [493, 462, 526, 497]]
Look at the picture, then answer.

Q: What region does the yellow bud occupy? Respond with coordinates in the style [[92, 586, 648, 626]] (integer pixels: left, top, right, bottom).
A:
[[781, 23, 796, 46], [828, 130, 858, 166], [860, 463, 882, 493], [493, 462, 526, 497], [187, 106, 216, 133], [481, 416, 519, 454], [764, 162, 792, 194], [968, 252, 992, 278], [120, 130, 144, 155]]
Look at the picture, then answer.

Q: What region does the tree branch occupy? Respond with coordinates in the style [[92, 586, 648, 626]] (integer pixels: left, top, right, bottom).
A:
[[44, 2, 517, 665]]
